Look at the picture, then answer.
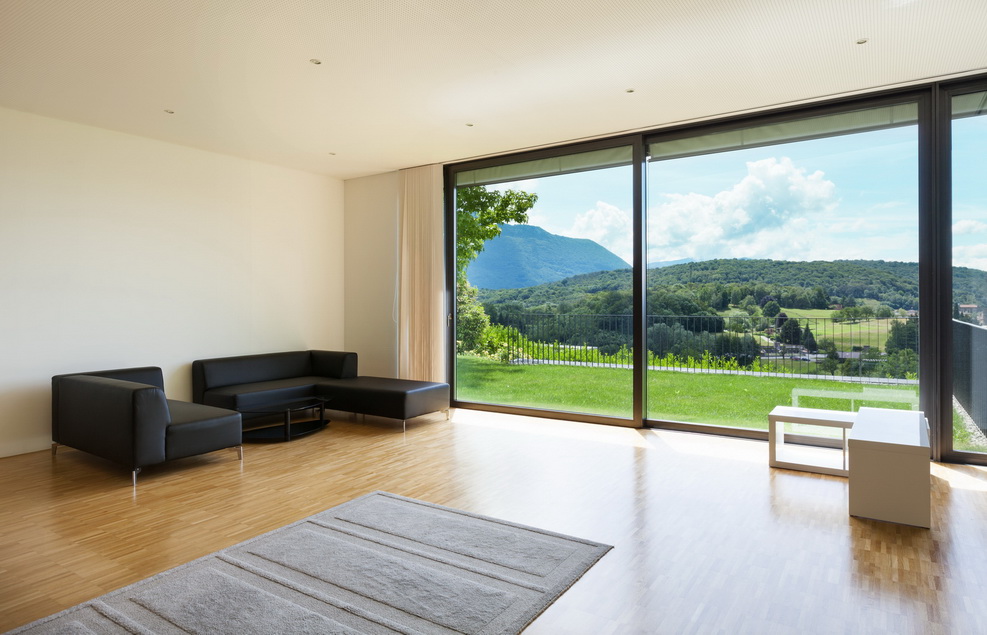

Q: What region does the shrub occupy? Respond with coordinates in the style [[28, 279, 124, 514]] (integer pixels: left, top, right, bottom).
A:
[[457, 282, 490, 353]]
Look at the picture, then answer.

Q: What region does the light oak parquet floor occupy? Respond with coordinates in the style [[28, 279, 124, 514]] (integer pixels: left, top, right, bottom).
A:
[[2, 409, 987, 633]]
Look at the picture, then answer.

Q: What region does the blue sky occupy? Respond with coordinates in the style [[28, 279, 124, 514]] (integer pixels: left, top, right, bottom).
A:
[[492, 117, 987, 272]]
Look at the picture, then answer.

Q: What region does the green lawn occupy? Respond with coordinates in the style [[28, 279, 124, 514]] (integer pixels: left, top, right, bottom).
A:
[[456, 356, 634, 418], [455, 356, 983, 451]]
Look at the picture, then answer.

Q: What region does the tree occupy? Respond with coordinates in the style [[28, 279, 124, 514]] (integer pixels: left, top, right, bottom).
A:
[[802, 323, 818, 353], [455, 186, 538, 283], [874, 304, 895, 318], [878, 349, 919, 379], [816, 338, 840, 375], [455, 185, 537, 354], [726, 310, 753, 333], [885, 318, 919, 354], [739, 295, 758, 315], [779, 317, 802, 345], [762, 300, 781, 318], [730, 287, 745, 306], [456, 282, 490, 353]]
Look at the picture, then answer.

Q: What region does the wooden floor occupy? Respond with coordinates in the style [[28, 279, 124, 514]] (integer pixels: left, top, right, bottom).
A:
[[2, 409, 987, 633]]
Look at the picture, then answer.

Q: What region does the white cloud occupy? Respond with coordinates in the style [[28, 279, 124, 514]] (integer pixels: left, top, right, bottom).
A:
[[647, 157, 837, 262], [953, 244, 987, 271], [953, 219, 987, 235], [560, 201, 633, 265]]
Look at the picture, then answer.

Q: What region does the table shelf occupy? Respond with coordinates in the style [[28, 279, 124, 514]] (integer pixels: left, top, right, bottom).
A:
[[768, 406, 856, 477]]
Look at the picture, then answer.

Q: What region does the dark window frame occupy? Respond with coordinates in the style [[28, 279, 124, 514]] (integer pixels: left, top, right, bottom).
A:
[[444, 74, 987, 465], [939, 77, 987, 465]]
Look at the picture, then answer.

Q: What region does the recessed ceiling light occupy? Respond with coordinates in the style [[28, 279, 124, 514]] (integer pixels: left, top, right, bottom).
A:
[[465, 123, 474, 127], [626, 88, 635, 93], [856, 38, 869, 44], [310, 58, 322, 64], [164, 109, 175, 114], [328, 152, 336, 156]]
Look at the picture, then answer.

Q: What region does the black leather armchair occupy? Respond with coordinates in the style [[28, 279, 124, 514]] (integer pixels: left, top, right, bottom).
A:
[[52, 367, 242, 485]]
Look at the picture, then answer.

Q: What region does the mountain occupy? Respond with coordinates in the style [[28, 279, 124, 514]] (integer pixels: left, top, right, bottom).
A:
[[466, 224, 630, 289]]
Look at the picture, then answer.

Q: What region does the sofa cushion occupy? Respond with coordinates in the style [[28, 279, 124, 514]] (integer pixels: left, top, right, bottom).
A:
[[193, 352, 314, 398], [311, 350, 358, 379], [166, 401, 241, 460], [317, 377, 449, 421], [201, 376, 323, 410]]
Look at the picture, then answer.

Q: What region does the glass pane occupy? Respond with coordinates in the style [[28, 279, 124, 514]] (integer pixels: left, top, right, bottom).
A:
[[646, 105, 919, 432], [454, 152, 634, 419], [951, 91, 987, 454]]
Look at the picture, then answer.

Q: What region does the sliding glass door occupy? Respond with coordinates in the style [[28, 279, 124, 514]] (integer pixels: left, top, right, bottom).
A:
[[451, 144, 636, 421], [949, 88, 987, 456], [644, 102, 921, 432], [446, 78, 987, 465]]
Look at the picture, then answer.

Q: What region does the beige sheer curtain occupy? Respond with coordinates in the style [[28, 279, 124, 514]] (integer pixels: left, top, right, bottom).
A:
[[398, 164, 446, 382]]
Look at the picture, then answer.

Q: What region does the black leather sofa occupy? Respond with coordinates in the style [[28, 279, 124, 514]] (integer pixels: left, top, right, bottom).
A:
[[191, 350, 450, 430], [52, 367, 243, 485]]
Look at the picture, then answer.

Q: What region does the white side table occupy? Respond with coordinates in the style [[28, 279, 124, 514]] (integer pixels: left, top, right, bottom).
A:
[[768, 406, 856, 477], [848, 407, 930, 528]]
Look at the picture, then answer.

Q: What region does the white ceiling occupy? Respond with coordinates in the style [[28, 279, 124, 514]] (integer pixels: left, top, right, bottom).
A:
[[2, 0, 986, 180]]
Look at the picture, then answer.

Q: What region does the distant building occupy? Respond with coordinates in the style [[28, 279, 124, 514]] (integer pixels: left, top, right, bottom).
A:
[[957, 304, 984, 325]]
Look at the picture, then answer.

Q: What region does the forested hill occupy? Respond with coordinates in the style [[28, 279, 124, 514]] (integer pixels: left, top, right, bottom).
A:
[[647, 259, 919, 302], [477, 258, 987, 311]]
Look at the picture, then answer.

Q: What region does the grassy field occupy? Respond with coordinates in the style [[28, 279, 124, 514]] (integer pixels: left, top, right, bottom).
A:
[[778, 308, 834, 319], [723, 306, 907, 352], [455, 356, 984, 451], [809, 318, 901, 353]]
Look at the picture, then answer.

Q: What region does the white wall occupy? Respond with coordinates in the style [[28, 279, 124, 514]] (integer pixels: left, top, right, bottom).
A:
[[0, 107, 345, 457], [343, 172, 400, 377]]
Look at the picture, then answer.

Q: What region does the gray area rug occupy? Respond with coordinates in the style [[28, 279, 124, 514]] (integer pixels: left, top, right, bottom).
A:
[[12, 492, 611, 634]]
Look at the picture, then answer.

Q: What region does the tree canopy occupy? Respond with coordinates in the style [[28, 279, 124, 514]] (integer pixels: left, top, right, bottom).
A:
[[455, 186, 538, 283]]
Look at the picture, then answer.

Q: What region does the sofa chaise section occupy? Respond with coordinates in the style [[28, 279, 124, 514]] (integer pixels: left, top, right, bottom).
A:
[[192, 350, 450, 429]]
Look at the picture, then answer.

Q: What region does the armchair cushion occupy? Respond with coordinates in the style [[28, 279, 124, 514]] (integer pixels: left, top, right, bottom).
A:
[[166, 401, 242, 461]]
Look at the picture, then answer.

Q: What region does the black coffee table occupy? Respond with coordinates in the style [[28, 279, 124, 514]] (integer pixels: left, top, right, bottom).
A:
[[238, 397, 329, 442]]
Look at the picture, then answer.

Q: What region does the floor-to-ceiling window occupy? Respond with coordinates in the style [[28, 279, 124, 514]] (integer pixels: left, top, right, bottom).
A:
[[644, 100, 921, 433], [450, 143, 637, 422], [447, 77, 987, 465], [948, 87, 987, 456]]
